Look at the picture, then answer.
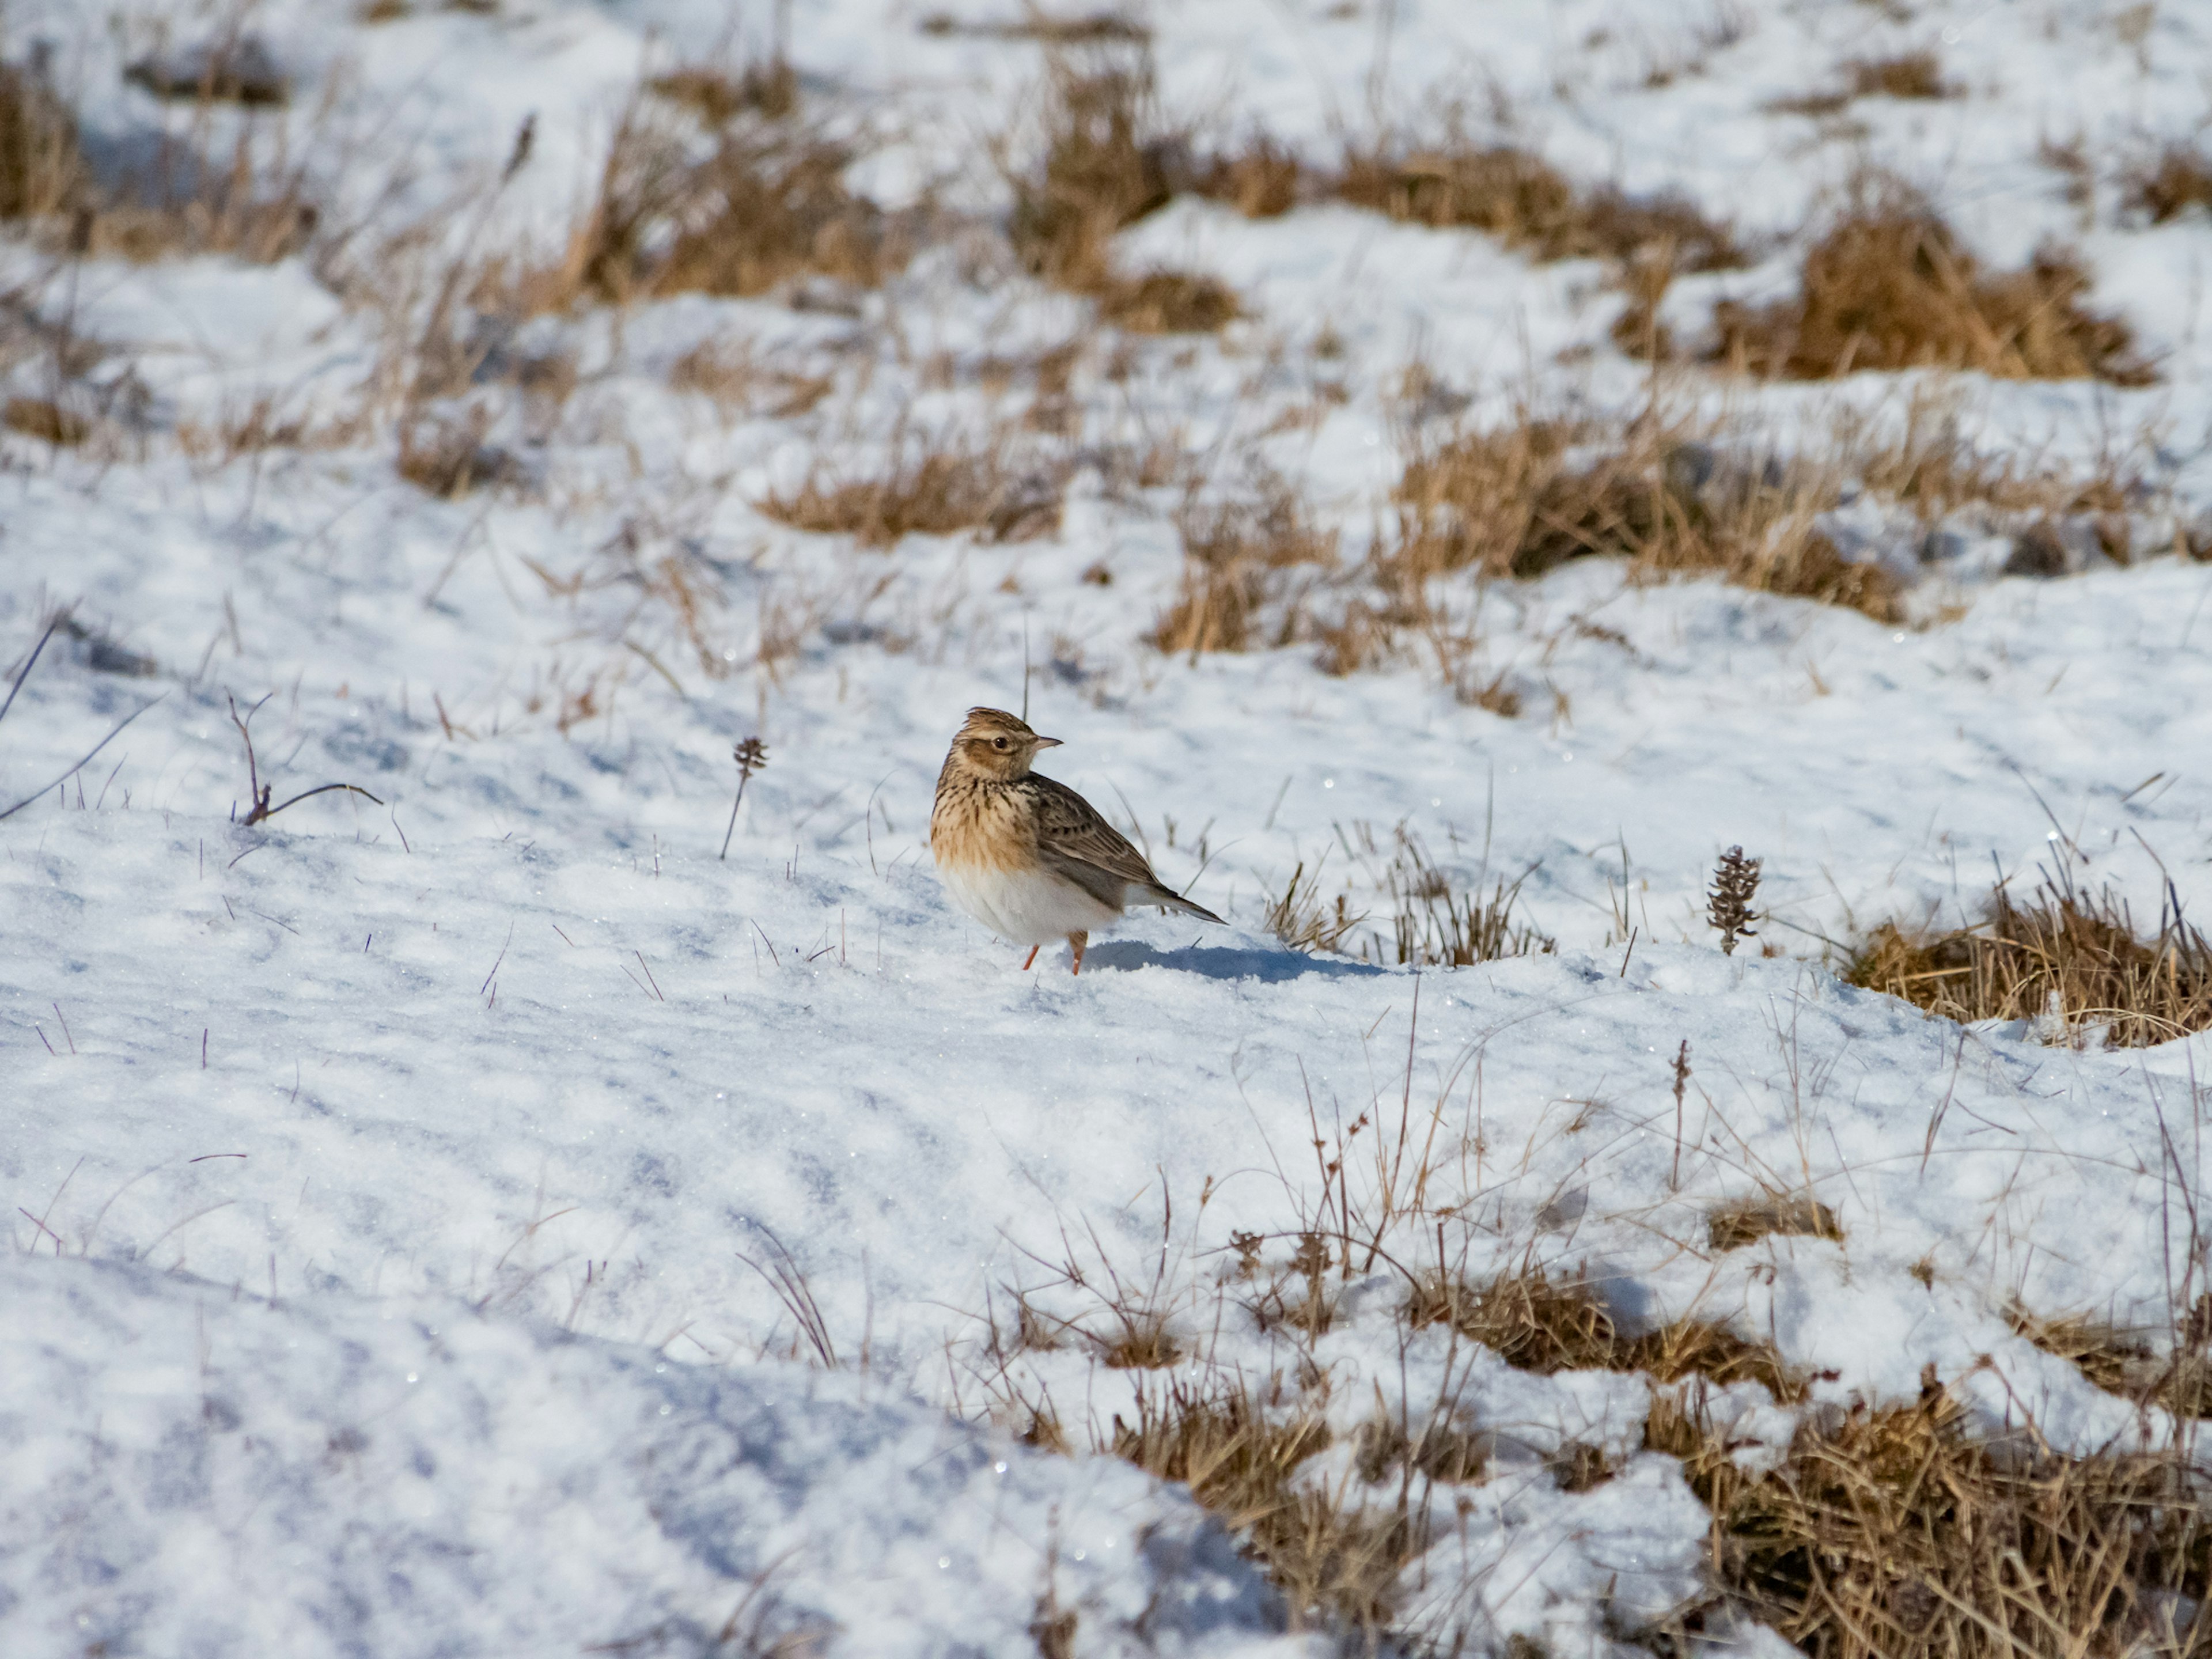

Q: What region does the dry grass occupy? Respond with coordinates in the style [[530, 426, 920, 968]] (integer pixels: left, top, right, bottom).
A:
[[1709, 1192, 1843, 1252], [922, 10, 1149, 45], [2122, 143, 2212, 225], [1150, 469, 1337, 656], [1335, 141, 1743, 271], [396, 408, 522, 498], [2009, 1300, 2212, 1421], [486, 74, 895, 314], [124, 33, 289, 107], [0, 62, 82, 220], [1846, 52, 1955, 100], [1384, 415, 1903, 622], [1848, 871, 2212, 1048], [1406, 1268, 1807, 1400], [1647, 1378, 2212, 1657], [1110, 1381, 1408, 1634], [1708, 196, 2154, 385], [1356, 826, 1555, 968], [1007, 52, 1240, 332], [757, 439, 1062, 547], [3, 396, 89, 446], [1264, 861, 1367, 955], [1835, 390, 2142, 527]]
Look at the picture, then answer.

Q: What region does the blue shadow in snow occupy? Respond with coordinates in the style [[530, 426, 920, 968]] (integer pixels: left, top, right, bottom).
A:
[[1081, 939, 1389, 983]]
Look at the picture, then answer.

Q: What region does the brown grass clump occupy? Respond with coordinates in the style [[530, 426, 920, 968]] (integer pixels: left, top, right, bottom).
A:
[[3, 396, 89, 446], [1190, 132, 1305, 218], [1356, 827, 1555, 968], [1110, 1381, 1409, 1633], [1407, 1270, 1806, 1401], [649, 58, 797, 126], [1848, 872, 2212, 1047], [489, 77, 895, 313], [1708, 1193, 1843, 1252], [1710, 203, 2155, 385], [1007, 52, 1239, 332], [1150, 471, 1336, 656], [1336, 142, 1742, 271], [922, 10, 1149, 44], [1384, 416, 1903, 622], [757, 442, 1061, 547], [2009, 1299, 2212, 1421], [2122, 143, 2212, 225], [1264, 862, 1366, 956], [397, 410, 521, 498], [124, 35, 289, 107], [1647, 1378, 2212, 1657], [1846, 52, 1954, 100], [0, 62, 82, 220]]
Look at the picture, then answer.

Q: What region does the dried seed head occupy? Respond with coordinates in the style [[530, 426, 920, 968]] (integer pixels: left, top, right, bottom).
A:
[[1709, 845, 1762, 955]]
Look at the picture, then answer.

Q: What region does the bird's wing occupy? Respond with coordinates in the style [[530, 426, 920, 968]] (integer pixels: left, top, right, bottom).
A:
[[1029, 775, 1222, 922]]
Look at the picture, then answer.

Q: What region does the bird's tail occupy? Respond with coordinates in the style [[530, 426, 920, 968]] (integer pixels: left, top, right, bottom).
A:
[[1143, 885, 1224, 925]]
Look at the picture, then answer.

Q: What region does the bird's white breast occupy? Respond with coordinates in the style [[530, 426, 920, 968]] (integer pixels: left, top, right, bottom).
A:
[[937, 858, 1122, 945]]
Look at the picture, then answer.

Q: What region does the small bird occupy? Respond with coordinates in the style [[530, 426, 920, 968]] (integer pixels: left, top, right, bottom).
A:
[[930, 707, 1223, 974]]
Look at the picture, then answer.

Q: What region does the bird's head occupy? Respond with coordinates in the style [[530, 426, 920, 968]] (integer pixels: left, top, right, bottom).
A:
[[946, 707, 1062, 781]]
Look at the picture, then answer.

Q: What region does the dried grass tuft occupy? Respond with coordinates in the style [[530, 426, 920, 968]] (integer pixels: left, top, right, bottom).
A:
[[1150, 469, 1336, 656], [488, 78, 896, 313], [1846, 52, 1954, 100], [1336, 141, 1742, 271], [3, 395, 89, 446], [1407, 1268, 1806, 1400], [2009, 1299, 2212, 1421], [1007, 51, 1239, 331], [1709, 196, 2154, 385], [1647, 1377, 2212, 1658], [0, 62, 82, 220], [1110, 1381, 1408, 1633], [1384, 416, 1902, 622], [758, 440, 1061, 547], [1264, 861, 1366, 956], [1360, 827, 1554, 968], [1708, 1193, 1842, 1252], [2122, 143, 2212, 225], [1848, 870, 2212, 1047]]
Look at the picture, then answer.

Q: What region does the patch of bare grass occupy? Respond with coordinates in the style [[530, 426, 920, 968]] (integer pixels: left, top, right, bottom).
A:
[[486, 72, 896, 314], [1847, 869, 2212, 1047], [1150, 467, 1336, 656], [1708, 192, 2154, 385], [1646, 1376, 2212, 1657], [1111, 1380, 1407, 1635], [1383, 413, 1903, 622], [1006, 50, 1240, 332], [2, 395, 89, 446], [2009, 1300, 2212, 1421], [1846, 51, 1955, 100], [1407, 1268, 1806, 1400], [1709, 1192, 1842, 1252], [757, 437, 1061, 547], [1357, 824, 1555, 967], [2122, 142, 2212, 225], [124, 33, 289, 107], [0, 62, 82, 220], [1335, 140, 1743, 270]]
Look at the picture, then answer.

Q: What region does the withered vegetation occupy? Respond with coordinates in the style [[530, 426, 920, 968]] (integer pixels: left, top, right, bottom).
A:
[[1647, 1377, 2212, 1658], [1149, 467, 1336, 656], [1384, 414, 1903, 622], [1845, 51, 1955, 100], [1111, 1381, 1407, 1634], [1708, 1192, 1842, 1252], [483, 69, 896, 314], [1849, 870, 2212, 1047], [756, 436, 1062, 547], [1335, 141, 1743, 271], [1407, 1268, 1808, 1399], [2009, 1297, 2212, 1421], [1705, 195, 2154, 385], [2122, 142, 2212, 225], [1006, 51, 1240, 332]]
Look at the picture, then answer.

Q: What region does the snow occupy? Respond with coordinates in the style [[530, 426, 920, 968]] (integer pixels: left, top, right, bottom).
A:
[[5, 0, 2212, 1653]]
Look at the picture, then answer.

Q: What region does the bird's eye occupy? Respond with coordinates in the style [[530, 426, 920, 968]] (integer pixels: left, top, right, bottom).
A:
[[992, 737, 1010, 750]]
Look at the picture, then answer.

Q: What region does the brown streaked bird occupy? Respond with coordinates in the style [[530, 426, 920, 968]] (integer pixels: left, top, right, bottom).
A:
[[930, 707, 1223, 974]]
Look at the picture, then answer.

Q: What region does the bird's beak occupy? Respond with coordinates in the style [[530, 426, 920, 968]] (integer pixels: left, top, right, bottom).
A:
[[1032, 736, 1064, 749]]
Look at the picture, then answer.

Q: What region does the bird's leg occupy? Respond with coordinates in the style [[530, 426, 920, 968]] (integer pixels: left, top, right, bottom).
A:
[[1021, 944, 1040, 971], [1067, 931, 1088, 975]]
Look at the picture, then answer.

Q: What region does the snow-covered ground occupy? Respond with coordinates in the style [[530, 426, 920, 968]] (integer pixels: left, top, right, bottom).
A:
[[6, 1, 2212, 1654]]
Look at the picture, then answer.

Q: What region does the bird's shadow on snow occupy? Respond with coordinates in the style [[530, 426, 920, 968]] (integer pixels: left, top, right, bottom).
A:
[[1082, 939, 1388, 982]]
